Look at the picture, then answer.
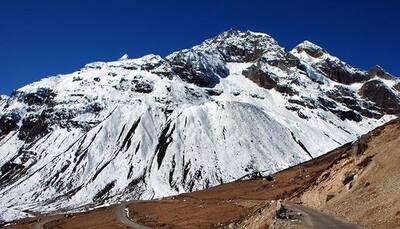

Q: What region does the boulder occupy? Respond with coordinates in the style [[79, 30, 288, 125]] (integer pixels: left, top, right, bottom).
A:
[[275, 202, 289, 219], [341, 170, 357, 186]]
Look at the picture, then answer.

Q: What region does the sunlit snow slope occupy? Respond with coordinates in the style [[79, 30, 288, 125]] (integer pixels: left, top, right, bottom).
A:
[[0, 29, 399, 222]]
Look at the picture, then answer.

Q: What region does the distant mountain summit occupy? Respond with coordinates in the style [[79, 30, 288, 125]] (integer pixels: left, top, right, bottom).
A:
[[0, 29, 399, 222]]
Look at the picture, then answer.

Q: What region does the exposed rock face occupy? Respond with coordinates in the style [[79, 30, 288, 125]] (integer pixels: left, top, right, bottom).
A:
[[242, 65, 277, 89], [293, 40, 327, 58], [291, 41, 371, 84], [211, 29, 265, 62], [0, 113, 20, 136], [165, 28, 288, 87], [368, 65, 395, 80], [317, 60, 370, 84], [350, 135, 369, 156], [393, 82, 400, 92], [195, 28, 285, 63], [264, 52, 301, 72], [19, 88, 56, 106], [359, 79, 400, 115], [132, 79, 154, 93], [204, 88, 223, 96], [18, 112, 51, 142], [326, 85, 383, 119], [166, 50, 228, 87], [314, 97, 362, 122]]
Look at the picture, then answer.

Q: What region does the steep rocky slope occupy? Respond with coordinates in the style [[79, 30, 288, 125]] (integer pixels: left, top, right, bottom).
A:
[[295, 120, 400, 228], [0, 29, 399, 222]]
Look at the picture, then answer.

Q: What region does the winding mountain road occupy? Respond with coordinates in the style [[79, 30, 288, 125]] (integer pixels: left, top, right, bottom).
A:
[[29, 203, 149, 229], [113, 204, 150, 229], [284, 203, 360, 229], [31, 215, 63, 229]]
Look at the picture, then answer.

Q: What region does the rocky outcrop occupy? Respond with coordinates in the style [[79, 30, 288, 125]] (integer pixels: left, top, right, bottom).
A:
[[166, 29, 290, 87], [242, 63, 298, 96], [0, 113, 20, 136], [291, 41, 372, 84], [19, 88, 56, 106], [242, 65, 277, 89], [317, 60, 370, 84], [359, 79, 400, 115], [212, 29, 266, 62], [292, 40, 327, 58], [204, 88, 223, 96], [133, 79, 154, 93], [166, 50, 229, 87], [326, 85, 383, 119], [275, 201, 290, 219], [368, 65, 395, 80], [271, 53, 300, 68], [316, 96, 362, 122], [18, 112, 51, 142], [393, 82, 400, 92], [198, 28, 284, 63]]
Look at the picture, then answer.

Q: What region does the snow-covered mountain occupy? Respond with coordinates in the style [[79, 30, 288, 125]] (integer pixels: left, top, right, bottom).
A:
[[0, 29, 399, 222]]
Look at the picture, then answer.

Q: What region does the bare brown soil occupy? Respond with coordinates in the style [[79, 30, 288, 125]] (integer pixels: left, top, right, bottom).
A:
[[5, 118, 400, 229], [297, 119, 400, 229]]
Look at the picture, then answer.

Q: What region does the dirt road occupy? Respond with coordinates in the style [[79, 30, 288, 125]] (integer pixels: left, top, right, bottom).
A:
[[113, 204, 150, 229], [28, 203, 149, 229], [31, 215, 64, 229], [284, 203, 360, 229]]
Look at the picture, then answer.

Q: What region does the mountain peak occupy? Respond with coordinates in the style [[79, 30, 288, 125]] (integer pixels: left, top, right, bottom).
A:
[[292, 40, 328, 58], [370, 64, 384, 71], [189, 29, 281, 63], [118, 54, 129, 61], [368, 65, 395, 79], [297, 40, 323, 49], [216, 28, 271, 39], [219, 27, 241, 37], [165, 29, 284, 86]]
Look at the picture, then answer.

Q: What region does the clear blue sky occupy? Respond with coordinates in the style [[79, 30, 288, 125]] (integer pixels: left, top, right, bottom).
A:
[[1, 0, 399, 95]]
